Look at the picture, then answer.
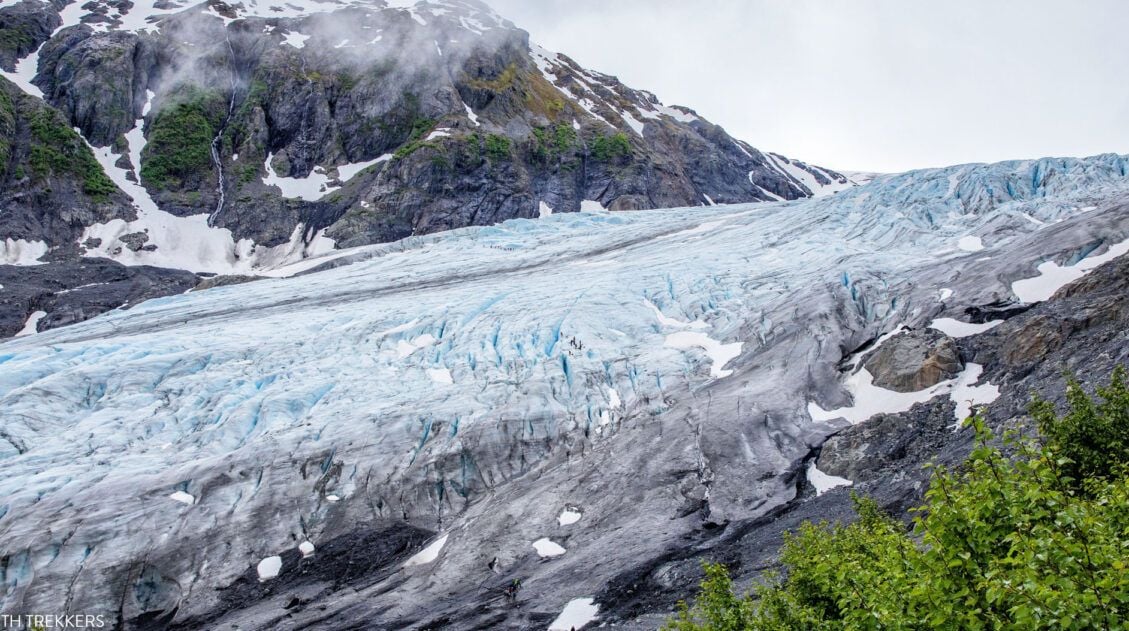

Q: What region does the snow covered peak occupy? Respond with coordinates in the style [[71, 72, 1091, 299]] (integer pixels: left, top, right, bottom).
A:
[[37, 0, 512, 34]]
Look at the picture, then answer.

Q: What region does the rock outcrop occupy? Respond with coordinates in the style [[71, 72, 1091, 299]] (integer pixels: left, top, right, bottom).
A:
[[862, 329, 963, 392], [0, 258, 198, 337]]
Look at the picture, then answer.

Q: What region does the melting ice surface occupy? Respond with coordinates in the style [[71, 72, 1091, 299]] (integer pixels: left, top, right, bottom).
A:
[[0, 153, 1127, 608], [0, 154, 1127, 474]]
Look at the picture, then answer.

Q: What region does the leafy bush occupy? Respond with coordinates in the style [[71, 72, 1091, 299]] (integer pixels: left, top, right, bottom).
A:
[[25, 107, 115, 201], [1031, 366, 1129, 489], [531, 124, 578, 163], [140, 87, 224, 190], [667, 368, 1129, 630], [392, 117, 438, 160], [0, 90, 14, 177], [485, 134, 511, 161], [590, 132, 631, 162]]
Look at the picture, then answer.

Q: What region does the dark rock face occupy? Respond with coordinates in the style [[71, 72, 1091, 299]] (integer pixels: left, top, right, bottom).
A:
[[0, 259, 198, 337], [0, 0, 855, 347], [0, 0, 64, 72], [0, 76, 134, 248], [192, 273, 263, 291], [816, 402, 957, 485], [164, 522, 436, 631], [8, 0, 845, 257], [862, 329, 963, 392]]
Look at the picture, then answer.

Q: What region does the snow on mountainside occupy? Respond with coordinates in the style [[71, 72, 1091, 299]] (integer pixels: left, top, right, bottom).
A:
[[0, 0, 850, 277], [0, 152, 1127, 628], [0, 0, 865, 340]]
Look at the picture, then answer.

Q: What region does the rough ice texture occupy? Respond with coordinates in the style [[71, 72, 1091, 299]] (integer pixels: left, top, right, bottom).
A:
[[0, 153, 1127, 626]]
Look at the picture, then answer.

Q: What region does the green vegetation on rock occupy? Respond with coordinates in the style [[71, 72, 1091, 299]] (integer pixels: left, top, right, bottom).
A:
[[393, 116, 438, 159], [484, 134, 511, 161], [25, 104, 115, 200], [667, 367, 1129, 631], [141, 86, 225, 190], [467, 63, 518, 93], [0, 89, 15, 178], [531, 124, 577, 163], [0, 28, 33, 56], [590, 132, 631, 162]]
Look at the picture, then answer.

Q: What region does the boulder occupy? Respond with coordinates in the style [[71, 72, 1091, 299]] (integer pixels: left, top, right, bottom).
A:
[[863, 329, 963, 392]]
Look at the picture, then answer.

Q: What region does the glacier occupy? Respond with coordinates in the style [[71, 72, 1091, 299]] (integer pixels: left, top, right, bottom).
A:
[[0, 153, 1128, 627]]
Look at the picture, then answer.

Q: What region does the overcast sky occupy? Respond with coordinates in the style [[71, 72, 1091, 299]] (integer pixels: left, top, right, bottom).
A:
[[488, 0, 1129, 173]]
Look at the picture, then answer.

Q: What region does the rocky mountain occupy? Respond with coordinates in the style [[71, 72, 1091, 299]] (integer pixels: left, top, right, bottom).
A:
[[0, 146, 1126, 628], [0, 0, 861, 337]]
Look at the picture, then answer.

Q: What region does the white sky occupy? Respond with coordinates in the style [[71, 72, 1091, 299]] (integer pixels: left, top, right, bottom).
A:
[[489, 0, 1129, 173]]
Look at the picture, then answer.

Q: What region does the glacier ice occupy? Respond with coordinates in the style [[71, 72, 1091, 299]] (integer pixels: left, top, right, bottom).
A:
[[0, 153, 1127, 623]]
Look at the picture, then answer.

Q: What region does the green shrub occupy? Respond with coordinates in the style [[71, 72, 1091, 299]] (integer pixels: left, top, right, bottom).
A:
[[1031, 365, 1129, 489], [392, 116, 438, 160], [24, 107, 115, 201], [590, 131, 631, 162], [485, 134, 511, 161], [140, 87, 224, 190], [531, 124, 577, 163], [0, 28, 33, 55], [0, 90, 13, 177], [667, 368, 1129, 630]]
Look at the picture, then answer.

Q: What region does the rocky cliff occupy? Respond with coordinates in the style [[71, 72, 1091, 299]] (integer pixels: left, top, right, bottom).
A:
[[0, 0, 859, 339]]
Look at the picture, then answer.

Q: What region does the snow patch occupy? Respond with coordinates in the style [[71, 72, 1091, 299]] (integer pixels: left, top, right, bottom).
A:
[[549, 598, 599, 630], [807, 462, 852, 496], [950, 363, 1000, 427], [605, 386, 621, 409], [580, 199, 606, 212], [644, 299, 707, 330], [1011, 237, 1129, 303], [298, 541, 315, 557], [766, 153, 856, 198], [15, 311, 46, 337], [0, 239, 49, 265], [809, 367, 952, 424], [397, 334, 437, 359], [168, 490, 195, 505], [620, 111, 645, 136], [558, 508, 582, 526], [532, 538, 566, 558], [957, 235, 985, 252], [938, 288, 953, 301], [262, 152, 386, 201], [282, 32, 311, 48], [929, 318, 1003, 338], [464, 103, 480, 126], [404, 533, 448, 567], [426, 367, 453, 384], [257, 556, 282, 581], [664, 331, 742, 379], [809, 362, 999, 427], [539, 201, 553, 218]]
